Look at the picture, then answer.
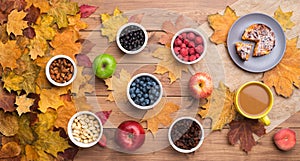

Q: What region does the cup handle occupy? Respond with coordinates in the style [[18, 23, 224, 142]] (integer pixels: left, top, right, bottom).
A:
[[259, 115, 271, 126]]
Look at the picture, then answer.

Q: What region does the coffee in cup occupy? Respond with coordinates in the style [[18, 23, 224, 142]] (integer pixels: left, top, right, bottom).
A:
[[235, 81, 273, 126]]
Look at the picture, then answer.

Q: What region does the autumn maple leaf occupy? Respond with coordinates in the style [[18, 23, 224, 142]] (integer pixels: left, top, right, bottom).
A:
[[228, 118, 266, 152], [0, 40, 22, 69], [0, 84, 16, 112], [198, 82, 236, 130], [208, 6, 239, 44], [0, 110, 19, 136], [79, 4, 98, 18], [263, 37, 300, 97], [274, 6, 295, 31], [6, 9, 28, 36], [15, 95, 35, 116]]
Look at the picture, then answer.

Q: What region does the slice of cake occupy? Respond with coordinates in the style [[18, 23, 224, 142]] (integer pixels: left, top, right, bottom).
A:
[[242, 24, 275, 57], [235, 42, 253, 61]]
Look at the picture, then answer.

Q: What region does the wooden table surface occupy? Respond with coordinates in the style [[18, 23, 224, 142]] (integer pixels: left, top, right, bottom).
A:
[[73, 0, 300, 160]]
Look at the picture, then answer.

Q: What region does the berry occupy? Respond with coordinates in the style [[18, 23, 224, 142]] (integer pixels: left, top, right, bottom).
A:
[[195, 36, 203, 45], [181, 33, 187, 39], [188, 48, 195, 55], [174, 38, 182, 46], [188, 41, 195, 48], [187, 32, 196, 40], [195, 45, 204, 54], [174, 47, 181, 54], [180, 48, 188, 57], [195, 53, 200, 58], [273, 128, 296, 151], [180, 43, 186, 48], [183, 39, 189, 45], [183, 56, 189, 62], [189, 55, 196, 62]]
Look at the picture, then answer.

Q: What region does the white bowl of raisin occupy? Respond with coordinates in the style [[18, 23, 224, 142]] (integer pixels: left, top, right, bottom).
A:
[[116, 22, 148, 54], [168, 117, 204, 153]]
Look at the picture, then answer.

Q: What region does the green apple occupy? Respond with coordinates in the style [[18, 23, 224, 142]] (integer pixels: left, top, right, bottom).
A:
[[93, 54, 117, 79]]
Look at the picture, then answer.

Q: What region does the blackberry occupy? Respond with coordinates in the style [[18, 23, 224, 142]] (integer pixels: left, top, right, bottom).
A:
[[119, 25, 145, 52]]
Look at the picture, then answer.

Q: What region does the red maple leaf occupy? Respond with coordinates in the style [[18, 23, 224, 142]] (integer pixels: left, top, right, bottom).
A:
[[228, 118, 266, 152]]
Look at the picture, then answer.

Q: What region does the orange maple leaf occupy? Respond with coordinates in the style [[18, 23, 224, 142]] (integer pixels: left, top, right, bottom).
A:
[[263, 37, 300, 97], [0, 40, 22, 69], [50, 28, 81, 61], [6, 9, 28, 36], [208, 6, 239, 44], [142, 101, 179, 135]]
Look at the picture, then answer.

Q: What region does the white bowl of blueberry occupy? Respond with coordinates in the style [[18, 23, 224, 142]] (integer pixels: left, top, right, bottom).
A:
[[127, 73, 163, 110], [116, 22, 148, 54]]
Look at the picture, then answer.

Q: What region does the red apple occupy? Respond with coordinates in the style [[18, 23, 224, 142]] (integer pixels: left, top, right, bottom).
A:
[[273, 128, 296, 151], [189, 72, 213, 99], [115, 120, 145, 151]]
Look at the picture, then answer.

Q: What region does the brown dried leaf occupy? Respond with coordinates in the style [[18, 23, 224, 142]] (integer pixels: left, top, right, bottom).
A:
[[142, 101, 179, 135], [198, 82, 236, 130], [23, 145, 38, 161], [263, 37, 300, 97], [0, 40, 22, 70], [38, 87, 69, 113], [104, 78, 113, 90], [15, 95, 34, 116], [274, 6, 295, 31], [0, 142, 21, 159], [208, 6, 239, 44], [0, 85, 16, 112], [0, 110, 19, 136], [152, 47, 188, 84], [71, 66, 94, 97], [228, 118, 266, 152]]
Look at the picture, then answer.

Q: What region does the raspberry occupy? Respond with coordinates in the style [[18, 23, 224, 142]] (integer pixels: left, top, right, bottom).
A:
[[180, 48, 188, 57], [174, 38, 182, 46], [177, 54, 183, 60], [174, 47, 181, 54], [189, 48, 195, 55], [180, 43, 186, 48], [183, 39, 189, 45], [195, 36, 203, 45], [183, 56, 189, 62], [195, 45, 204, 54], [177, 35, 183, 40], [187, 32, 196, 40], [195, 53, 201, 58], [181, 33, 187, 39], [188, 41, 195, 48], [189, 55, 196, 61]]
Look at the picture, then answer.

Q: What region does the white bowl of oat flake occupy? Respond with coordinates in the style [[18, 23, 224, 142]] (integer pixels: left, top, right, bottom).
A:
[[67, 111, 103, 148]]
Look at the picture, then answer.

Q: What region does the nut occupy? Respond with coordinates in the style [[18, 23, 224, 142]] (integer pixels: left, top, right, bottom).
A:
[[49, 58, 74, 83], [71, 114, 101, 144]]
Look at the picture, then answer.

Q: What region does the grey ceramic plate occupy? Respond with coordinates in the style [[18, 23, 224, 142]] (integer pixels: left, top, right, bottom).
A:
[[227, 13, 286, 73]]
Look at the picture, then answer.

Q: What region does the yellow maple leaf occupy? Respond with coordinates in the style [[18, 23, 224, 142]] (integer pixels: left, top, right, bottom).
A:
[[104, 78, 113, 90], [15, 95, 35, 116], [38, 87, 69, 113], [108, 69, 131, 102], [28, 36, 49, 60], [263, 37, 300, 97], [25, 0, 51, 13], [23, 145, 38, 161], [208, 6, 239, 44], [198, 82, 236, 130], [100, 7, 128, 42], [68, 14, 88, 31], [0, 40, 22, 69], [142, 101, 179, 135], [0, 142, 21, 159], [7, 9, 28, 36], [34, 56, 52, 89], [33, 15, 56, 40], [71, 66, 94, 97], [274, 6, 295, 31], [50, 28, 81, 61], [152, 47, 188, 84], [54, 94, 76, 132]]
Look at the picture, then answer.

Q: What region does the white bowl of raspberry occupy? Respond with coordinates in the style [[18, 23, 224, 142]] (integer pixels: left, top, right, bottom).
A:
[[171, 28, 207, 65]]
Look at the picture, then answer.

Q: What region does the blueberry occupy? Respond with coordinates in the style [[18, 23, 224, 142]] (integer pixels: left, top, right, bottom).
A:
[[145, 99, 150, 105], [131, 82, 136, 87], [152, 82, 157, 86], [144, 93, 149, 98], [137, 93, 142, 98], [139, 97, 144, 102], [135, 88, 140, 94], [142, 88, 147, 93], [130, 93, 136, 99], [155, 91, 160, 97], [141, 102, 146, 106], [155, 85, 160, 90]]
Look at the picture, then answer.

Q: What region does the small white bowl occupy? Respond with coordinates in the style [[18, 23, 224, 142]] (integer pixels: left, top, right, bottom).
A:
[[127, 73, 163, 110], [168, 117, 204, 153], [171, 28, 207, 64], [67, 111, 103, 148], [116, 22, 148, 54], [45, 55, 77, 86]]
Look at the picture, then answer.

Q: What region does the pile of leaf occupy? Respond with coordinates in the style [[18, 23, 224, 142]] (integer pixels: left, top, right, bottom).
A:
[[207, 6, 298, 153], [0, 0, 100, 160]]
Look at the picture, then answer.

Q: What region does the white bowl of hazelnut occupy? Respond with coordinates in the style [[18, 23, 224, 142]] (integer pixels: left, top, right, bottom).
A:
[[67, 111, 103, 148], [45, 55, 77, 86]]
